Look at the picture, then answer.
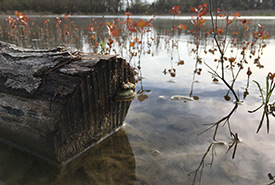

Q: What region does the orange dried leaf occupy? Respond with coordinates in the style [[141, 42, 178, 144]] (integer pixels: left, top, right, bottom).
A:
[[217, 27, 224, 35], [173, 5, 179, 11], [170, 5, 180, 15], [200, 19, 206, 24], [106, 21, 111, 26], [112, 29, 119, 37], [109, 38, 113, 44], [179, 23, 187, 30], [260, 32, 269, 40], [198, 10, 207, 17], [130, 42, 135, 47], [137, 19, 148, 29], [232, 31, 238, 36], [190, 6, 197, 13]]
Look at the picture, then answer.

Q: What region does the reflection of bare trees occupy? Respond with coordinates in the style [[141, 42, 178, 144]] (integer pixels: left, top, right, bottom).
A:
[[190, 104, 240, 185], [135, 68, 150, 102]]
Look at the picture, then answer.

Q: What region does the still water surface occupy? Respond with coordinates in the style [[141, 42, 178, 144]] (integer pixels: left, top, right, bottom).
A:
[[0, 15, 275, 185]]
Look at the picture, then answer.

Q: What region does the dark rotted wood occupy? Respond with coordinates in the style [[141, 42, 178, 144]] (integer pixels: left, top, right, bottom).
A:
[[0, 41, 135, 165]]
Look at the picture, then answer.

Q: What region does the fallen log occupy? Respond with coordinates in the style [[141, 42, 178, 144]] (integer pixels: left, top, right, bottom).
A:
[[0, 41, 136, 165]]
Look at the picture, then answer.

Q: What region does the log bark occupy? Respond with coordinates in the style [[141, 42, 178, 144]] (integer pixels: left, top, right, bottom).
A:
[[0, 41, 135, 165]]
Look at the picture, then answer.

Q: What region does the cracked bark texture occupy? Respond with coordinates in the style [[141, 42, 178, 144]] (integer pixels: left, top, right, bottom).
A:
[[0, 41, 135, 165]]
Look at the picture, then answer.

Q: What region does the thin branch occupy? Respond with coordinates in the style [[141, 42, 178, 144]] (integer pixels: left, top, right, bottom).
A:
[[205, 62, 240, 102]]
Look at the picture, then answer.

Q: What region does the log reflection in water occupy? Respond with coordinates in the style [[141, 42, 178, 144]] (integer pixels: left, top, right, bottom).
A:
[[0, 128, 136, 185]]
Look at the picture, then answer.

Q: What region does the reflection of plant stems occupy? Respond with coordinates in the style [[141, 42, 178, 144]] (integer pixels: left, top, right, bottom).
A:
[[267, 173, 275, 185], [191, 104, 240, 184], [243, 75, 250, 99], [190, 44, 200, 97], [199, 104, 238, 140], [189, 142, 218, 185], [138, 31, 144, 70]]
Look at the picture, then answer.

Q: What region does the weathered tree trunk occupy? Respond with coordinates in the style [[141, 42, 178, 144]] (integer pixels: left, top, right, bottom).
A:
[[0, 41, 135, 165]]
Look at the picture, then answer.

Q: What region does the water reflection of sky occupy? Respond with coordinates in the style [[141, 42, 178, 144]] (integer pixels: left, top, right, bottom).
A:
[[0, 16, 275, 185], [125, 29, 275, 184]]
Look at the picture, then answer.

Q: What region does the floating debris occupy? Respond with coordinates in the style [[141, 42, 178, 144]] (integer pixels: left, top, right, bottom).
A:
[[152, 150, 160, 156], [159, 96, 168, 100], [171, 95, 194, 101], [233, 100, 244, 105]]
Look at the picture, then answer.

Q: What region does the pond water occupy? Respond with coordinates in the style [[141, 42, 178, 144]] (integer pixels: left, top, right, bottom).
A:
[[1, 15, 275, 185]]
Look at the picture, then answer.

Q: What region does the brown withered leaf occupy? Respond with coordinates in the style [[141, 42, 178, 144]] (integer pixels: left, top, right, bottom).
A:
[[247, 67, 252, 76], [229, 57, 236, 63], [212, 77, 219, 82], [138, 94, 148, 102], [193, 96, 199, 100], [224, 94, 231, 101], [170, 72, 176, 77], [177, 60, 184, 65], [197, 57, 202, 63]]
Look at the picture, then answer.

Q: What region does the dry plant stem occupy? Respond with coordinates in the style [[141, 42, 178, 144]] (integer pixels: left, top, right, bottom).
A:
[[189, 143, 215, 185], [226, 59, 243, 96], [190, 45, 200, 97], [209, 0, 224, 79], [209, 0, 240, 103]]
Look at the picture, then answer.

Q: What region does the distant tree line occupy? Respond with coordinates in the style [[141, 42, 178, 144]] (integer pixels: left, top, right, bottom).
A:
[[0, 0, 274, 14], [150, 0, 275, 14]]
